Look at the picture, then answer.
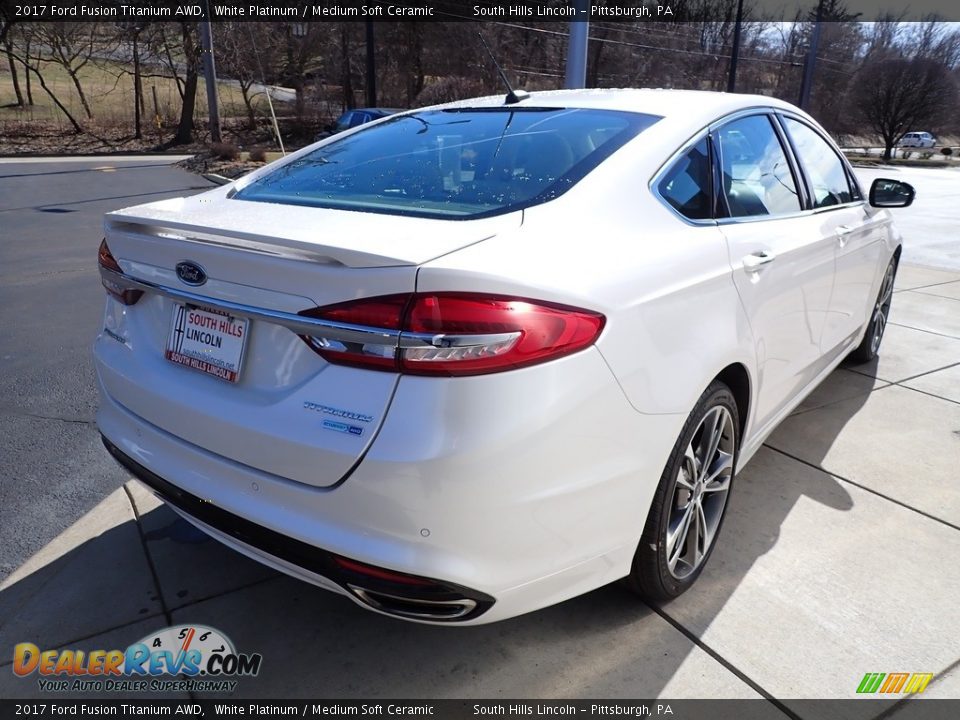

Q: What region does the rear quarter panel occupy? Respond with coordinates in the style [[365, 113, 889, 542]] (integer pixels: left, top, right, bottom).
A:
[[417, 151, 757, 423]]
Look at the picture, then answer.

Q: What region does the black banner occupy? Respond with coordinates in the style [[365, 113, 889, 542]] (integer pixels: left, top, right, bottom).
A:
[[3, 700, 960, 719], [4, 0, 960, 23]]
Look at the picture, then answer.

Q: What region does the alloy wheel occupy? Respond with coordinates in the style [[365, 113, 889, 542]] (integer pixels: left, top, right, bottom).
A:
[[666, 405, 735, 580], [870, 262, 896, 355]]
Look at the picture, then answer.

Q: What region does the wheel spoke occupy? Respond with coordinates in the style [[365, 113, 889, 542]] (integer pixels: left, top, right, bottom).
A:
[[667, 504, 694, 570], [703, 452, 733, 493], [703, 451, 733, 491], [693, 501, 707, 566], [698, 408, 724, 480], [676, 444, 697, 490], [881, 265, 895, 305]]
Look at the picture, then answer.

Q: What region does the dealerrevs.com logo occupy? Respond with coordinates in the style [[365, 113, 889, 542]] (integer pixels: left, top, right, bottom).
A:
[[13, 625, 262, 693]]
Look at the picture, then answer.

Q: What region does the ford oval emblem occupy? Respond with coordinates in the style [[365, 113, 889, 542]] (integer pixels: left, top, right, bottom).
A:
[[176, 261, 207, 286]]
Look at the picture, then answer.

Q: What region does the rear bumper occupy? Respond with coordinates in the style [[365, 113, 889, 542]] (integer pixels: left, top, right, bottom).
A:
[[102, 435, 494, 622], [95, 343, 685, 624]]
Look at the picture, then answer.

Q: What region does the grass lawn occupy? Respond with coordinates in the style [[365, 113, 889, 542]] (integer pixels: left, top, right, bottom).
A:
[[0, 57, 271, 131]]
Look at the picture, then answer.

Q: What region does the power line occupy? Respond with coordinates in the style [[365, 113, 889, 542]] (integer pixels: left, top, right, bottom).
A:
[[441, 15, 807, 67]]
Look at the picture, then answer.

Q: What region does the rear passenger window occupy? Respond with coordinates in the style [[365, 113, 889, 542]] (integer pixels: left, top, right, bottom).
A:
[[658, 138, 713, 220], [715, 115, 801, 218], [349, 112, 370, 128], [783, 118, 853, 208]]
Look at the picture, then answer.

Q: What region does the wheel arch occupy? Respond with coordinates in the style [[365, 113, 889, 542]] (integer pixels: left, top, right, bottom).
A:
[[714, 362, 751, 441]]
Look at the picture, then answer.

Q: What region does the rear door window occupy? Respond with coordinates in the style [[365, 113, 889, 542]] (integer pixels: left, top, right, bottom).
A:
[[715, 115, 801, 218]]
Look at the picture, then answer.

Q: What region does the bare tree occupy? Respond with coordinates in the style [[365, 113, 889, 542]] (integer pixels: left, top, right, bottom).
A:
[[338, 23, 356, 111], [0, 3, 14, 46], [3, 33, 25, 106], [4, 23, 83, 132], [172, 22, 200, 145], [860, 14, 904, 63], [853, 56, 958, 160], [217, 22, 280, 130], [116, 22, 150, 139], [34, 22, 101, 119]]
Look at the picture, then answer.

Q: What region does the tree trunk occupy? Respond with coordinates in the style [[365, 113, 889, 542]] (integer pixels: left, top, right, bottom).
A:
[[3, 36, 24, 106], [340, 24, 354, 111], [240, 81, 256, 130], [173, 24, 199, 145], [174, 69, 198, 144], [405, 24, 423, 106], [133, 33, 143, 139], [587, 26, 609, 88], [0, 19, 14, 47], [67, 67, 93, 119], [23, 36, 33, 104]]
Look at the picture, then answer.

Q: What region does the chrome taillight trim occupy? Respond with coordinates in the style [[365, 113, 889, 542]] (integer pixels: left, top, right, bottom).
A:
[[100, 267, 520, 351], [100, 266, 400, 346], [401, 330, 522, 349]]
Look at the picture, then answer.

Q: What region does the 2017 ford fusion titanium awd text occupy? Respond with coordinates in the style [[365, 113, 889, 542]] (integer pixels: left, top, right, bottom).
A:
[[94, 89, 914, 624]]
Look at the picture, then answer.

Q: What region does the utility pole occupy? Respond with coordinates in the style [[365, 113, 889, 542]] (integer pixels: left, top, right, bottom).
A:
[[565, 0, 589, 89], [365, 20, 377, 107], [199, 7, 221, 143], [726, 0, 744, 93], [798, 0, 824, 110]]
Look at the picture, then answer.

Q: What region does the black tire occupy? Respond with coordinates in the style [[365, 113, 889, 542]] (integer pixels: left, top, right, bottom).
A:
[[848, 255, 898, 364], [627, 381, 740, 602]]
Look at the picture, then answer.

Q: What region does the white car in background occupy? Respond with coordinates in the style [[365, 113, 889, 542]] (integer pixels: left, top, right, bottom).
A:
[[94, 89, 914, 624], [899, 131, 936, 148]]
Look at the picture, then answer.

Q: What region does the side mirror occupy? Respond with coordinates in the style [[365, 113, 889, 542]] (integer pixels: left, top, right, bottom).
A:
[[869, 178, 915, 208]]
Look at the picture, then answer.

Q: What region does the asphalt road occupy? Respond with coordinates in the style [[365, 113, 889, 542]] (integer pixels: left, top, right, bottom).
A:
[[0, 157, 213, 579]]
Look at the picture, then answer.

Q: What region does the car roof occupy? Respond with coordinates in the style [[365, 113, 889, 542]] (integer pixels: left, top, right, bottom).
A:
[[345, 107, 403, 115], [432, 88, 802, 122]]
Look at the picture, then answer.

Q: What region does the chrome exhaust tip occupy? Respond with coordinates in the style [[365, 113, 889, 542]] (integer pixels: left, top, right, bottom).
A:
[[347, 585, 478, 621]]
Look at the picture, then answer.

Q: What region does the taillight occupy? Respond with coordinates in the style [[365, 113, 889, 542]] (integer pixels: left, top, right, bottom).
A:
[[98, 239, 143, 305], [298, 293, 604, 376], [298, 295, 408, 371]]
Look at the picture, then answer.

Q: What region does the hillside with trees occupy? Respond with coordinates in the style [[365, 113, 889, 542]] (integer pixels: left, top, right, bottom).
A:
[[1, 2, 959, 154]]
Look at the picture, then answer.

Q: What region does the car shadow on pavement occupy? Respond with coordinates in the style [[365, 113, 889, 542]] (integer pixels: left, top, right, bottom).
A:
[[1, 369, 876, 700]]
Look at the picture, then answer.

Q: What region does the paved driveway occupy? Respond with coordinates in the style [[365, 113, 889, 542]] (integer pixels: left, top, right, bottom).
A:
[[1, 158, 959, 710]]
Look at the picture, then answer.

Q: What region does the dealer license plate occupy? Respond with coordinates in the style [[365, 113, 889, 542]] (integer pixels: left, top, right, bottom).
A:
[[165, 304, 248, 383]]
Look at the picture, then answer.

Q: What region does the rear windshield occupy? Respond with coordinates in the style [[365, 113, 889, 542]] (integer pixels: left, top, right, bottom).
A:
[[234, 107, 661, 219]]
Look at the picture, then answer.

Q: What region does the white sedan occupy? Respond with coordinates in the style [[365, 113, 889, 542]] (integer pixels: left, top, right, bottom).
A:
[[94, 89, 914, 624]]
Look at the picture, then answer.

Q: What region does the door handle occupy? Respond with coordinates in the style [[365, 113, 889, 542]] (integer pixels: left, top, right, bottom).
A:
[[742, 251, 777, 271], [836, 224, 853, 248]]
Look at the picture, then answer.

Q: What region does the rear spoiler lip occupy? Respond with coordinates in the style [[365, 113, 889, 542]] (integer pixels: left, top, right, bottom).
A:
[[105, 203, 521, 269], [104, 214, 420, 268]]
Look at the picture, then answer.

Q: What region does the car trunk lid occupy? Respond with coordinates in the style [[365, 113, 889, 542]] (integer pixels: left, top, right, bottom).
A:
[[98, 195, 521, 488]]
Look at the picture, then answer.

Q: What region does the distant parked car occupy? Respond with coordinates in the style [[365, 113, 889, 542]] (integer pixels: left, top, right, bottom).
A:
[[899, 131, 936, 148], [316, 108, 402, 140]]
